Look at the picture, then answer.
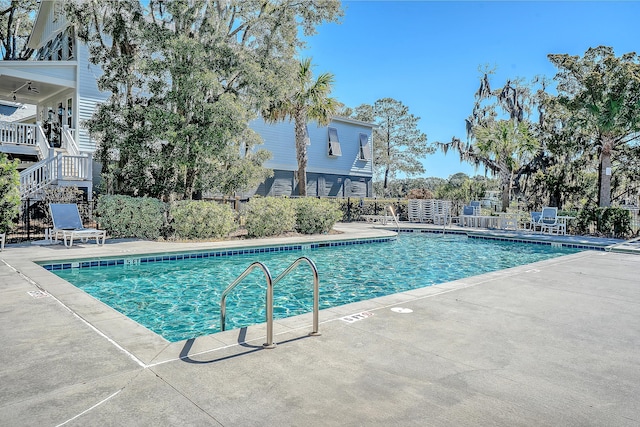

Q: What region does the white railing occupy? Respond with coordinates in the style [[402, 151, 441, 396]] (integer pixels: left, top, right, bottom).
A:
[[20, 157, 56, 199], [58, 155, 92, 180], [20, 154, 92, 199], [61, 125, 80, 156], [36, 123, 53, 160], [0, 121, 39, 146]]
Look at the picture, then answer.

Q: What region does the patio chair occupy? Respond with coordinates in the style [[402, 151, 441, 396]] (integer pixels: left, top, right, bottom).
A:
[[460, 205, 477, 227], [538, 207, 565, 235], [526, 211, 542, 232], [470, 200, 481, 216], [49, 203, 106, 248]]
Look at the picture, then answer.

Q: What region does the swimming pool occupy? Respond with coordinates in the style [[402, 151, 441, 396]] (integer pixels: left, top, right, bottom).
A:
[[47, 233, 581, 342]]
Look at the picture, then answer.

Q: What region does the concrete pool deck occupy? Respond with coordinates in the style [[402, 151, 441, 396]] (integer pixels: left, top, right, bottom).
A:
[[1, 223, 639, 426]]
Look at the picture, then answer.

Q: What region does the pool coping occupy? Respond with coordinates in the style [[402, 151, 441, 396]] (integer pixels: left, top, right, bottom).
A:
[[0, 223, 611, 367]]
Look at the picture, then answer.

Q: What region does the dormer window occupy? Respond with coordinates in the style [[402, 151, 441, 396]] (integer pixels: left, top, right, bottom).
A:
[[328, 127, 342, 157], [358, 133, 371, 160]]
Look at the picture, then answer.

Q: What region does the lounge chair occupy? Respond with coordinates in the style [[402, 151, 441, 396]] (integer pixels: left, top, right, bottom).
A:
[[470, 200, 481, 216], [49, 203, 106, 247], [460, 205, 477, 227], [538, 207, 565, 235], [526, 211, 542, 232]]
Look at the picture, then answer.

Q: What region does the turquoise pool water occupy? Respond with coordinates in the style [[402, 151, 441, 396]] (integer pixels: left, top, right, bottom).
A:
[[50, 234, 581, 342]]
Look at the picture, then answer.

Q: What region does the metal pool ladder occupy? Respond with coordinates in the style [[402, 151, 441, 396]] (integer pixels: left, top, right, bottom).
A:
[[219, 256, 320, 349]]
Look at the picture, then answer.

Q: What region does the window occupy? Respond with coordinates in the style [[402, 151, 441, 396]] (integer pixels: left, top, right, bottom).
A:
[[328, 127, 342, 157], [304, 125, 311, 145], [358, 133, 371, 160]]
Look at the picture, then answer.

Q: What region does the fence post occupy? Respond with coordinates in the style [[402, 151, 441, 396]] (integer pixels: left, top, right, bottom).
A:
[[26, 198, 31, 241], [346, 197, 351, 222]]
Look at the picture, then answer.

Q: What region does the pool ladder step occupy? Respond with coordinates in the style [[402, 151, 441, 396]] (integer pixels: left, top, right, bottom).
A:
[[220, 256, 320, 349]]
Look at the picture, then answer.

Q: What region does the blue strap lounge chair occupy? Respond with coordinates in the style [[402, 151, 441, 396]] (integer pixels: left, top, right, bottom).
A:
[[538, 207, 565, 235], [49, 203, 106, 247]]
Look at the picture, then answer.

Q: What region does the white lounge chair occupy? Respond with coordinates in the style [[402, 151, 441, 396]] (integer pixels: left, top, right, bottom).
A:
[[49, 203, 106, 248], [538, 207, 565, 235]]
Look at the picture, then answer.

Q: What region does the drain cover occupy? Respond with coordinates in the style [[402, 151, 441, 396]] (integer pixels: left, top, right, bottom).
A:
[[27, 290, 49, 299], [390, 307, 413, 314]]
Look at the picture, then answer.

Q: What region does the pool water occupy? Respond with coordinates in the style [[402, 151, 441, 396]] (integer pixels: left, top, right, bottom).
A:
[[51, 234, 581, 342]]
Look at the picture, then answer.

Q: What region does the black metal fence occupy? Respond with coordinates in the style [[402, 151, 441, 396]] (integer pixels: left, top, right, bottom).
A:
[[5, 198, 97, 244]]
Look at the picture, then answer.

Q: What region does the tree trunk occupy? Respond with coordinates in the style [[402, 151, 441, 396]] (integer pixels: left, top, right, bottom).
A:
[[383, 167, 390, 197], [294, 112, 308, 196], [501, 172, 510, 212], [598, 149, 612, 207]]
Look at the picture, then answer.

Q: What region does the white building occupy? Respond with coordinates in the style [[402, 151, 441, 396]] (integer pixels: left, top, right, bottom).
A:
[[0, 1, 373, 200]]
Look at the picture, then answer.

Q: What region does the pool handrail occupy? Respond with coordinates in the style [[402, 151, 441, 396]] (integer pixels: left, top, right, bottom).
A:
[[271, 256, 320, 337], [220, 261, 275, 348], [219, 256, 320, 349], [386, 205, 400, 232]]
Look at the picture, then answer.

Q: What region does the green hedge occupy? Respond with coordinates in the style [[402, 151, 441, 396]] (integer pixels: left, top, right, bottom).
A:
[[96, 195, 166, 239], [170, 200, 237, 240], [295, 198, 343, 234], [575, 207, 632, 238], [0, 154, 20, 233], [244, 197, 296, 238]]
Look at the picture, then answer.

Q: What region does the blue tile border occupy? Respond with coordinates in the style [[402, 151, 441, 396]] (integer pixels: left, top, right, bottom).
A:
[[465, 233, 605, 251], [39, 237, 396, 271]]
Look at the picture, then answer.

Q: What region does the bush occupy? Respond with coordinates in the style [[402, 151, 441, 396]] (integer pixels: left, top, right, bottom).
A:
[[170, 200, 236, 240], [295, 198, 342, 234], [0, 154, 20, 233], [244, 197, 296, 238], [575, 206, 632, 238], [96, 195, 165, 239]]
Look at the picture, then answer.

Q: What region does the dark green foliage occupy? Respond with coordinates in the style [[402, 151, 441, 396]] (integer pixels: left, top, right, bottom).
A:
[[575, 207, 632, 238], [64, 0, 342, 201], [0, 154, 20, 232]]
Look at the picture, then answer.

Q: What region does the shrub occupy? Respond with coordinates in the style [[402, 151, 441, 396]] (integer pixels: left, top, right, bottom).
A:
[[244, 197, 296, 238], [295, 198, 343, 234], [0, 154, 20, 233], [96, 195, 165, 239], [575, 206, 632, 238], [170, 200, 236, 240]]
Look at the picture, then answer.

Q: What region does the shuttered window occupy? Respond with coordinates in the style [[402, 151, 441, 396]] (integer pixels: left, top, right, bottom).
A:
[[359, 133, 371, 160], [328, 127, 342, 157]]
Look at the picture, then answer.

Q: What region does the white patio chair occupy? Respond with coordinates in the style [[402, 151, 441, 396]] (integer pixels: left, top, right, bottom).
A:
[[538, 207, 565, 235]]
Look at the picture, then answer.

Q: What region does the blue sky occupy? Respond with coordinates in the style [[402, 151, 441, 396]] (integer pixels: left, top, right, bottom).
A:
[[302, 0, 640, 180]]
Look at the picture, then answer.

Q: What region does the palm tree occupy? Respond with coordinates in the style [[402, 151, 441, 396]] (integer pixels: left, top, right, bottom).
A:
[[548, 46, 640, 207], [263, 58, 339, 196], [473, 119, 539, 210]]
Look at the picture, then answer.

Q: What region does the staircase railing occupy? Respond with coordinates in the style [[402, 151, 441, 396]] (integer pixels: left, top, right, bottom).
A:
[[19, 154, 92, 199], [61, 125, 80, 156], [19, 157, 56, 199], [36, 124, 53, 160]]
